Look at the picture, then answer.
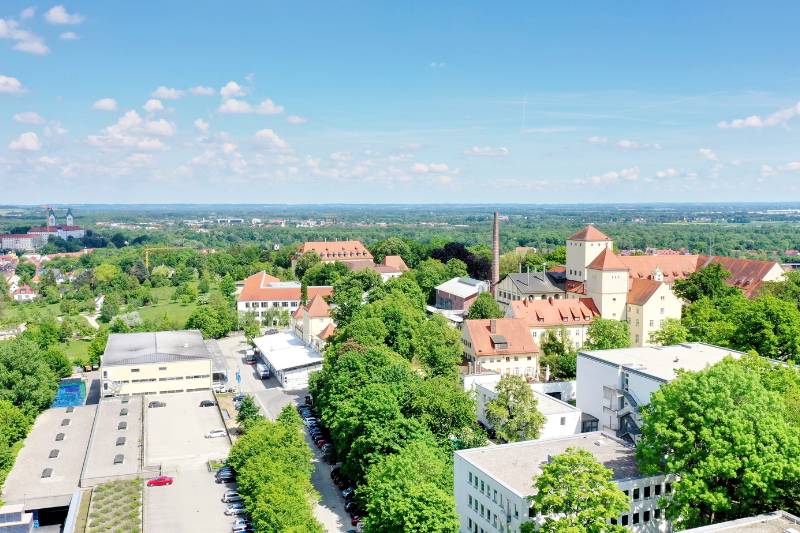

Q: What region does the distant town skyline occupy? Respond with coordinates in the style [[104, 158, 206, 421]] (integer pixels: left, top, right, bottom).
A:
[[2, 1, 800, 204]]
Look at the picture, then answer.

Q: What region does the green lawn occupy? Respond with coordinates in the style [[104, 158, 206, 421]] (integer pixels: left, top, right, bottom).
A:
[[0, 302, 62, 327], [135, 301, 197, 327], [63, 339, 91, 363], [150, 285, 176, 302]]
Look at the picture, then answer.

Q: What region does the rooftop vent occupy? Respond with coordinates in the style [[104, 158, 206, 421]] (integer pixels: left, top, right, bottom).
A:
[[594, 439, 606, 446], [55, 433, 65, 441], [61, 419, 70, 427], [49, 449, 59, 459], [120, 408, 128, 416], [41, 468, 53, 478], [118, 421, 127, 430], [65, 406, 74, 413], [113, 454, 124, 465], [116, 437, 126, 446]]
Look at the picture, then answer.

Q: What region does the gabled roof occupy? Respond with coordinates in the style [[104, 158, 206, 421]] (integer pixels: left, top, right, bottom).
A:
[[698, 255, 782, 297], [627, 279, 663, 306], [305, 295, 331, 318], [616, 255, 699, 282], [463, 318, 539, 356], [318, 323, 336, 340], [508, 297, 599, 327], [381, 255, 408, 271], [300, 240, 373, 262], [436, 277, 489, 298], [587, 248, 629, 271], [505, 271, 566, 294], [568, 225, 612, 241]]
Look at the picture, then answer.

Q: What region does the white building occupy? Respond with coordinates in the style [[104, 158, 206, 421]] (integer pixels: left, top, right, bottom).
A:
[[0, 234, 45, 253], [454, 432, 673, 533], [576, 343, 743, 442], [0, 504, 33, 533], [253, 331, 323, 389], [12, 284, 35, 302], [291, 295, 335, 352], [505, 297, 599, 349], [470, 376, 581, 440], [237, 271, 332, 321], [681, 510, 800, 531]]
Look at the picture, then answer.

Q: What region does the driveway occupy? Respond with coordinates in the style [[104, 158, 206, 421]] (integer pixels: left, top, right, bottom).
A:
[[217, 334, 349, 532], [143, 390, 233, 533]]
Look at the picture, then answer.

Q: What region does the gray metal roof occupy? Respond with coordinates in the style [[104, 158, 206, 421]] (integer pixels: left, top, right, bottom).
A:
[[102, 330, 211, 366], [506, 271, 566, 294]]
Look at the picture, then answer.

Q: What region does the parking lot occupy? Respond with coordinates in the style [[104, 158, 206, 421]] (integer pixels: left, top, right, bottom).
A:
[[217, 334, 350, 532], [143, 390, 234, 533]]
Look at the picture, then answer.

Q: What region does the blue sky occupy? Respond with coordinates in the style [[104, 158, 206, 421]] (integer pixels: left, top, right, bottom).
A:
[[2, 1, 800, 204]]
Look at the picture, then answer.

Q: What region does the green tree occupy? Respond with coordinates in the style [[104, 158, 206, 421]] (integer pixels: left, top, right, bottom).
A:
[[680, 296, 739, 346], [93, 263, 122, 285], [302, 261, 349, 287], [0, 339, 59, 415], [445, 258, 469, 279], [331, 269, 382, 326], [648, 318, 688, 346], [637, 357, 800, 527], [236, 396, 263, 428], [186, 293, 238, 338], [485, 375, 545, 442], [361, 440, 459, 533], [294, 251, 321, 279], [673, 263, 739, 303], [729, 296, 800, 362], [524, 448, 628, 533], [465, 292, 504, 319], [87, 327, 109, 366], [99, 296, 119, 323], [584, 318, 630, 350], [239, 312, 262, 343], [540, 329, 577, 380], [413, 314, 463, 377], [413, 258, 451, 304], [14, 261, 35, 282], [370, 237, 418, 267], [219, 274, 236, 298]]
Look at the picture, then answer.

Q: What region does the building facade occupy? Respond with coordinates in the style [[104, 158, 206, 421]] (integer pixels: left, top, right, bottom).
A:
[[462, 318, 540, 377], [505, 297, 599, 349], [454, 433, 673, 533], [101, 331, 213, 396], [237, 271, 333, 322]]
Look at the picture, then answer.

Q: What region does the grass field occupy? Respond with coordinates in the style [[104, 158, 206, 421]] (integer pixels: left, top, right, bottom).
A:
[[63, 338, 91, 363], [135, 301, 197, 327], [0, 302, 62, 327], [150, 285, 176, 302]]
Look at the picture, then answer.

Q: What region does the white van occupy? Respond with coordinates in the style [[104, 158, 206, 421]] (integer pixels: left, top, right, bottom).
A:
[[255, 363, 270, 379]]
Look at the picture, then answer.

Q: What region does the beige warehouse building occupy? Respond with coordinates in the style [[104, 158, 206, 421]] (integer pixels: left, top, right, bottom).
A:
[[101, 330, 213, 396]]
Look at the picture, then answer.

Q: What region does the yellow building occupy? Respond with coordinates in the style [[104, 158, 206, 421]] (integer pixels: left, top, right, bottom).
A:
[[101, 330, 213, 396]]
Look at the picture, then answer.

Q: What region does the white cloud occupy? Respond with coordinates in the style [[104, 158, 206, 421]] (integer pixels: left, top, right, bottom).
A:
[[92, 98, 118, 111], [589, 136, 660, 149], [588, 136, 608, 144], [411, 162, 449, 174], [222, 142, 237, 155], [698, 148, 717, 161], [255, 128, 288, 149], [255, 98, 284, 115], [87, 110, 170, 151], [218, 98, 251, 113], [38, 156, 58, 165], [655, 168, 678, 178], [429, 62, 446, 69], [220, 81, 245, 99], [20, 7, 35, 19], [761, 164, 776, 178], [143, 99, 164, 112], [44, 121, 67, 136], [580, 166, 640, 185], [189, 86, 214, 96], [0, 75, 25, 94], [463, 145, 509, 157], [0, 18, 49, 55], [330, 152, 352, 161], [143, 118, 175, 136], [718, 101, 800, 129], [194, 118, 209, 133], [13, 111, 44, 124], [151, 86, 183, 100], [59, 31, 78, 40], [44, 5, 84, 24], [287, 115, 306, 124], [9, 131, 41, 151]]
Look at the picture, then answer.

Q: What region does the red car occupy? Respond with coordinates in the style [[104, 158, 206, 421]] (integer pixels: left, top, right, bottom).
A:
[[147, 475, 174, 487]]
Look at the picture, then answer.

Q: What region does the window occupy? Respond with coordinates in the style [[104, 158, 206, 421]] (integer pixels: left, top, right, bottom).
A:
[[55, 433, 65, 441], [610, 518, 617, 525], [41, 468, 53, 478], [633, 512, 640, 525], [633, 487, 640, 500], [61, 418, 70, 426], [649, 320, 654, 327], [660, 307, 665, 314], [468, 495, 472, 506], [118, 421, 127, 430], [654, 509, 661, 519], [655, 484, 661, 496], [493, 489, 497, 503], [480, 480, 484, 493], [644, 486, 651, 498], [121, 398, 129, 404], [49, 449, 59, 458], [644, 510, 650, 522], [113, 454, 124, 464], [131, 368, 140, 373], [665, 482, 672, 493], [560, 417, 566, 426], [120, 408, 128, 416], [469, 472, 472, 484], [66, 406, 74, 413], [621, 515, 629, 526], [159, 366, 167, 371]]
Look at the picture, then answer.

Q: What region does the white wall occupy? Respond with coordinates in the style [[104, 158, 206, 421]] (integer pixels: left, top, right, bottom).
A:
[[531, 380, 576, 402], [566, 239, 612, 282], [576, 354, 622, 429]]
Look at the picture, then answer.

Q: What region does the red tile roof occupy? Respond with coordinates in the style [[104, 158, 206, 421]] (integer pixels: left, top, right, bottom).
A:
[[617, 255, 700, 282], [14, 284, 34, 295], [0, 234, 38, 239], [305, 295, 331, 318], [587, 248, 629, 271], [627, 279, 663, 305], [509, 297, 599, 327], [565, 280, 586, 294], [381, 255, 409, 271], [238, 271, 332, 302], [300, 240, 373, 262], [464, 318, 539, 356], [568, 225, 612, 241], [318, 323, 336, 340]]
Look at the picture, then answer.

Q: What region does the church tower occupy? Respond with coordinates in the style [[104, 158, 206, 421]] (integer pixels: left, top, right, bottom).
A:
[[66, 208, 74, 226], [565, 225, 614, 283], [47, 208, 56, 227]]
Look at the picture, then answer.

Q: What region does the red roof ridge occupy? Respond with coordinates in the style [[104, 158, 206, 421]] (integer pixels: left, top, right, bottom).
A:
[[587, 248, 628, 271], [568, 225, 612, 241]]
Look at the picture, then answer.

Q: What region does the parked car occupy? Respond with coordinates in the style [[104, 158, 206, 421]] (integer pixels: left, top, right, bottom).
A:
[[213, 384, 234, 393], [206, 428, 227, 439], [344, 501, 361, 514], [233, 393, 248, 402], [351, 515, 363, 526], [222, 490, 243, 503], [232, 517, 251, 528], [304, 394, 313, 406], [255, 363, 270, 379], [146, 475, 174, 487], [321, 443, 333, 454], [231, 525, 252, 533], [148, 401, 166, 408], [302, 417, 318, 427], [215, 472, 236, 484], [315, 438, 329, 448], [199, 400, 216, 407], [244, 353, 257, 364], [336, 477, 350, 489], [224, 503, 246, 516], [342, 486, 355, 499]]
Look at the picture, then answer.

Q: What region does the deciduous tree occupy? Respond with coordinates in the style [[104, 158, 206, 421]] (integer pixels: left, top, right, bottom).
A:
[[485, 375, 545, 442], [465, 292, 504, 320], [648, 318, 688, 346], [584, 318, 630, 350]]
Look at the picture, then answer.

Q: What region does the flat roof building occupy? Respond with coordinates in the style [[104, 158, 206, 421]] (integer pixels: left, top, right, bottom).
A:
[[101, 330, 213, 396], [253, 331, 323, 390], [455, 432, 673, 533], [577, 343, 744, 442], [80, 396, 143, 486], [682, 510, 800, 532]]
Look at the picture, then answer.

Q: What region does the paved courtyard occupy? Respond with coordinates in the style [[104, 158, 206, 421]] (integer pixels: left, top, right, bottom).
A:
[[143, 390, 233, 533], [217, 334, 349, 532]]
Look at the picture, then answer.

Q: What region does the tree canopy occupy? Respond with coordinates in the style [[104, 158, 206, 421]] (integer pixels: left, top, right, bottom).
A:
[[465, 292, 504, 320], [584, 318, 630, 350], [485, 375, 545, 442]]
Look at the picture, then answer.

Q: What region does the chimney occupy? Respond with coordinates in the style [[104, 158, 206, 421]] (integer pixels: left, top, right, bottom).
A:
[[491, 211, 500, 296], [490, 319, 497, 334], [548, 297, 554, 305]]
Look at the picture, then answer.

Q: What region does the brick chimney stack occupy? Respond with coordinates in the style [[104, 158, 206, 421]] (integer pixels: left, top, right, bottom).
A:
[[491, 211, 500, 296]]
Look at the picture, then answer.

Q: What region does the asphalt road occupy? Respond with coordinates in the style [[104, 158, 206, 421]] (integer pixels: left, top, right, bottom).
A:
[[217, 334, 350, 532]]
